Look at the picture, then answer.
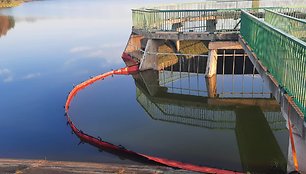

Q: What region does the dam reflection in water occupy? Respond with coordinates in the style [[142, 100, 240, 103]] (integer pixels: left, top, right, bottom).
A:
[[133, 64, 287, 173], [124, 35, 289, 172], [71, 52, 289, 173]]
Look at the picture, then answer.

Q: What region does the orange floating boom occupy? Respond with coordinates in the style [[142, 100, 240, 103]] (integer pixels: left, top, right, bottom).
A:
[[64, 55, 243, 174]]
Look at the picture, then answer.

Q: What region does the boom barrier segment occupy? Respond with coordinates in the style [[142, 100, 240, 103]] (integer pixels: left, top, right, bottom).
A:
[[64, 59, 242, 174]]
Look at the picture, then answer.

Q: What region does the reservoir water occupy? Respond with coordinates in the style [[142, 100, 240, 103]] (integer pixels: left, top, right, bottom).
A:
[[0, 0, 289, 173]]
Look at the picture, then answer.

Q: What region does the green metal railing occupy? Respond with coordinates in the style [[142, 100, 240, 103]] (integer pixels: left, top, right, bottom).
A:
[[240, 10, 306, 117], [132, 8, 264, 33], [271, 7, 306, 19], [265, 9, 306, 41], [146, 0, 304, 10], [132, 6, 305, 33]]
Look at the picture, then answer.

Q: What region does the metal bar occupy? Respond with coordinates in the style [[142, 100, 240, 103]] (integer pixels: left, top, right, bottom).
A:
[[222, 50, 225, 95], [252, 64, 255, 98], [232, 50, 235, 94], [219, 92, 271, 95], [188, 58, 191, 94], [166, 86, 207, 92], [242, 53, 246, 97]]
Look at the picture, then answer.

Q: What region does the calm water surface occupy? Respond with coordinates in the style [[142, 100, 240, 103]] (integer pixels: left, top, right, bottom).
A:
[[0, 0, 289, 173]]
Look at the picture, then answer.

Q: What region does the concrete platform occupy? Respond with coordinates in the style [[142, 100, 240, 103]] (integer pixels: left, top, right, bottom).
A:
[[132, 29, 239, 41], [0, 159, 198, 174]]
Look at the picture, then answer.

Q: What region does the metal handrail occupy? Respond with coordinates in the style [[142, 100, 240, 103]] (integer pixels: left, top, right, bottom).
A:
[[242, 10, 306, 47], [265, 9, 306, 41], [141, 0, 306, 11], [132, 4, 305, 33], [266, 9, 306, 23], [240, 10, 306, 117]]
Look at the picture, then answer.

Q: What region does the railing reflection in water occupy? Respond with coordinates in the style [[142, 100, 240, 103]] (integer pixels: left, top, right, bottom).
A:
[[134, 67, 288, 173]]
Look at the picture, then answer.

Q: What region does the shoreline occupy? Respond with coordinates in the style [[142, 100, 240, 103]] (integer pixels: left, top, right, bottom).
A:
[[0, 0, 24, 8], [0, 158, 197, 174]]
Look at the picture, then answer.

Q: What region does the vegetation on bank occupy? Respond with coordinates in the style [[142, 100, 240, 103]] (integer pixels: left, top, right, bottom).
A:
[[0, 0, 23, 8]]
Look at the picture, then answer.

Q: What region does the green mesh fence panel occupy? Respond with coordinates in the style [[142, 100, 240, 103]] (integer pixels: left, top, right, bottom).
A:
[[132, 8, 254, 32], [265, 9, 306, 41], [144, 1, 305, 11], [132, 7, 300, 33], [272, 8, 306, 20], [132, 10, 164, 32], [241, 10, 306, 118]]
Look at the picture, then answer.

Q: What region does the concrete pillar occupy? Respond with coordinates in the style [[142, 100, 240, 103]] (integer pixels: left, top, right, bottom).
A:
[[139, 70, 167, 97], [206, 19, 217, 32], [165, 40, 178, 53], [205, 41, 243, 77], [176, 40, 180, 52], [171, 22, 183, 31], [139, 39, 163, 71], [205, 49, 217, 77], [205, 74, 217, 98]]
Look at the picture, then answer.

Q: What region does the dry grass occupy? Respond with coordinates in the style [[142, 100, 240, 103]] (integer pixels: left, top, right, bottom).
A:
[[179, 41, 208, 58], [157, 44, 178, 69], [0, 0, 23, 8]]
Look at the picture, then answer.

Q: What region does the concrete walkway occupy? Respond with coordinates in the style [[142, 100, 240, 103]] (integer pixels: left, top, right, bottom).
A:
[[0, 159, 198, 174]]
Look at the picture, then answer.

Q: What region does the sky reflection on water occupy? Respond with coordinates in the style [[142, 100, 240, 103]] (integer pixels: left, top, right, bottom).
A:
[[0, 0, 140, 163], [0, 0, 289, 172]]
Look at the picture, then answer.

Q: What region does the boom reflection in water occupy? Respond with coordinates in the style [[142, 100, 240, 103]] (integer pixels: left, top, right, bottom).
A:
[[66, 59, 288, 173]]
